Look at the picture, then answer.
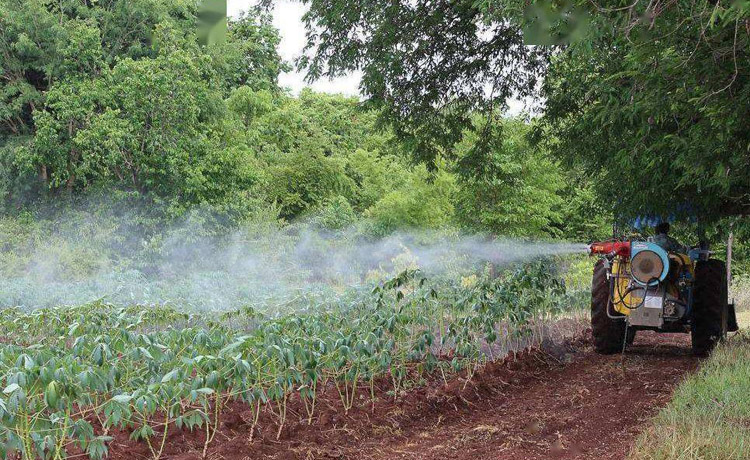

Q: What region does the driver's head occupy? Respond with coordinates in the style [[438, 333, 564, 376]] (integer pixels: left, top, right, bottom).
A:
[[655, 222, 670, 235]]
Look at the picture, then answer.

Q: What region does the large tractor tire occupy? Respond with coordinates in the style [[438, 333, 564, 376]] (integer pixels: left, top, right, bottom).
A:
[[591, 259, 630, 354], [691, 259, 728, 356], [627, 329, 637, 345]]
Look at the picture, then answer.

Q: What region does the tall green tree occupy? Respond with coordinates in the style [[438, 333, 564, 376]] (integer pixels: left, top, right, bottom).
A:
[[454, 118, 564, 237], [0, 0, 283, 212], [0, 0, 194, 138], [543, 2, 750, 222], [235, 90, 397, 220], [298, 0, 750, 227], [33, 26, 257, 214], [293, 0, 546, 166], [213, 8, 288, 93]]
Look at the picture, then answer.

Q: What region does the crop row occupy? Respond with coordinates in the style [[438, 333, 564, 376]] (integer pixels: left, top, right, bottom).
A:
[[0, 262, 576, 459]]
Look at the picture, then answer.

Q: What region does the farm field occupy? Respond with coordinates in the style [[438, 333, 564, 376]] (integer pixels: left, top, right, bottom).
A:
[[0, 263, 588, 459], [105, 330, 698, 460], [2, 1, 750, 459], [0, 299, 707, 460], [2, 259, 736, 460]]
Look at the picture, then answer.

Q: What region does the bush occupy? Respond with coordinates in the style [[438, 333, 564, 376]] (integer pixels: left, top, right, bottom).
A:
[[313, 196, 357, 230], [365, 165, 456, 236]]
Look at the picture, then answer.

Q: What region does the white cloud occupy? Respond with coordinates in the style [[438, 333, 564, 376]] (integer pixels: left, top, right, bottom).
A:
[[228, 0, 362, 96]]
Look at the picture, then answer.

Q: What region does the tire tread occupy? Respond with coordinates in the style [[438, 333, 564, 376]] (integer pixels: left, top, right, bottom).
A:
[[691, 259, 728, 356], [591, 259, 627, 354]]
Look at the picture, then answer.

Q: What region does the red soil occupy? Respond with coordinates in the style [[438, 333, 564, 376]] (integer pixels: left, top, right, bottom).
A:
[[107, 330, 699, 460]]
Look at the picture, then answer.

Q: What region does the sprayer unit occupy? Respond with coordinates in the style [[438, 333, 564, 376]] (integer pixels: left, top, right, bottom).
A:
[[587, 238, 737, 355]]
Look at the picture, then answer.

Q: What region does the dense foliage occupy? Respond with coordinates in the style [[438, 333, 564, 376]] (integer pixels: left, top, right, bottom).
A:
[[296, 0, 750, 236], [0, 0, 283, 214], [0, 0, 607, 243], [543, 1, 750, 223], [294, 0, 547, 166]]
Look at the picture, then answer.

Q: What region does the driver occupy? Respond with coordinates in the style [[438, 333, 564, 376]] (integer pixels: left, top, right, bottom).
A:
[[649, 222, 686, 253]]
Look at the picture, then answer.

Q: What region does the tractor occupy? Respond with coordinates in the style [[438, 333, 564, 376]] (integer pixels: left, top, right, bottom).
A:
[[588, 234, 739, 355]]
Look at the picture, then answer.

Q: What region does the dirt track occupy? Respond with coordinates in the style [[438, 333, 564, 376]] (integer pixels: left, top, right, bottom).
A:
[[109, 331, 700, 460]]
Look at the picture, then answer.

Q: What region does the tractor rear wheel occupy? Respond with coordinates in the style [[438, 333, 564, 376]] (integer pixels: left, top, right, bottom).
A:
[[591, 259, 629, 354], [691, 259, 728, 356]]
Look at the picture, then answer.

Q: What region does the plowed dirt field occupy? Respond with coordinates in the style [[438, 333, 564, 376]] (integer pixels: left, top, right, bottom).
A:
[[108, 330, 699, 460]]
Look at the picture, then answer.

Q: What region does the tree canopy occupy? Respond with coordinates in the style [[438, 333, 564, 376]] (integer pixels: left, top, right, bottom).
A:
[[0, 0, 610, 244], [543, 2, 750, 224], [295, 0, 547, 166], [297, 0, 750, 227], [0, 0, 283, 212]]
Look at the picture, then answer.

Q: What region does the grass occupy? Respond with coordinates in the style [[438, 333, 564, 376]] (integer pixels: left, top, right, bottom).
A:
[[629, 310, 750, 459]]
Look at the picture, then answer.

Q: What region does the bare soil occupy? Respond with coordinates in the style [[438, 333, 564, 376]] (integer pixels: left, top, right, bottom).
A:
[[107, 330, 699, 460]]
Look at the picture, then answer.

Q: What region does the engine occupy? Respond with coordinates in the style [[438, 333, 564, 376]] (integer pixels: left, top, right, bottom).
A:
[[589, 240, 694, 329]]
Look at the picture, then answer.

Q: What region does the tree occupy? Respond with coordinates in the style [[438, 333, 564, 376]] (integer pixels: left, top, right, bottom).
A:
[[0, 0, 193, 139], [31, 26, 262, 215], [452, 116, 610, 239], [365, 164, 457, 235], [242, 90, 398, 220], [298, 0, 750, 226], [0, 0, 283, 214], [543, 2, 750, 223], [210, 7, 288, 94], [263, 149, 354, 219], [294, 0, 547, 166], [454, 118, 564, 238]]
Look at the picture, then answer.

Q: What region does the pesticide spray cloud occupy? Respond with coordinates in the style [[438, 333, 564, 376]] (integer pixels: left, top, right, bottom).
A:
[[0, 211, 589, 310]]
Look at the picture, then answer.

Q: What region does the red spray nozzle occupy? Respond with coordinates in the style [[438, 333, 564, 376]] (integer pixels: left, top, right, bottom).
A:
[[589, 241, 631, 258]]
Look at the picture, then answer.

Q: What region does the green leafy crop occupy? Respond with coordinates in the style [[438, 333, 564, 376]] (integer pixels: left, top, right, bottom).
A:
[[0, 263, 574, 459]]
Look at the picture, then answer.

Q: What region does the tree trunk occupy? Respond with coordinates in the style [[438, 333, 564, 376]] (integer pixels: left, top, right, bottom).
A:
[[727, 231, 734, 287]]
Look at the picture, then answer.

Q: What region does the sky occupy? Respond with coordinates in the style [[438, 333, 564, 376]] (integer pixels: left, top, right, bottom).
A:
[[227, 1, 528, 114], [228, 0, 362, 96]]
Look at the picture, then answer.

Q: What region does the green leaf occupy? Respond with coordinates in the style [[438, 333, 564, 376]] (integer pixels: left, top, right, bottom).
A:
[[111, 394, 132, 404], [161, 369, 179, 383], [44, 381, 59, 408], [3, 383, 20, 395], [138, 347, 154, 360]]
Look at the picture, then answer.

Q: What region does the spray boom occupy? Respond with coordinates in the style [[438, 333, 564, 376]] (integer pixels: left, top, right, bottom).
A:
[[588, 240, 631, 258]]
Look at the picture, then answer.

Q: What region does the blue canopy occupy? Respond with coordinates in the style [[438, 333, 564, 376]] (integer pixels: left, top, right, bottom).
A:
[[633, 215, 673, 230], [630, 203, 696, 230]]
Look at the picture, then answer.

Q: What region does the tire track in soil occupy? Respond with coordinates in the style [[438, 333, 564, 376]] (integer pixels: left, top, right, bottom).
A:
[[354, 331, 698, 460], [108, 331, 699, 460]]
